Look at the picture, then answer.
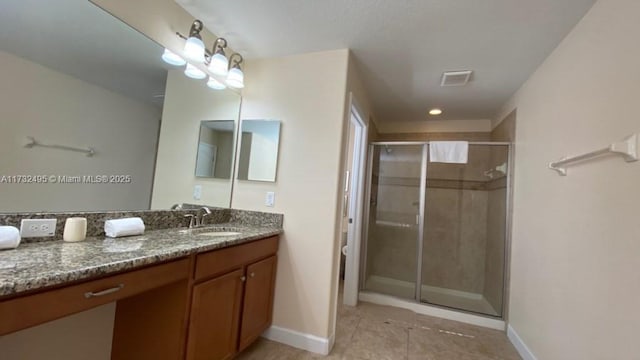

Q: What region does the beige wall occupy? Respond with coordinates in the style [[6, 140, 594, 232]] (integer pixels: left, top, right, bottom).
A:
[[328, 52, 379, 333], [0, 303, 115, 360], [498, 0, 640, 358], [232, 49, 350, 339], [0, 50, 160, 212], [151, 70, 241, 209]]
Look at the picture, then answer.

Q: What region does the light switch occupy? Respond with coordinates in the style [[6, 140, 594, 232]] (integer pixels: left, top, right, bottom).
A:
[[193, 185, 202, 200], [265, 192, 275, 207]]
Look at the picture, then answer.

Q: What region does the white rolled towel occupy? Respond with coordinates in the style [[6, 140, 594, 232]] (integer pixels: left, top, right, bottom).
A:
[[0, 226, 21, 250], [104, 217, 145, 238]]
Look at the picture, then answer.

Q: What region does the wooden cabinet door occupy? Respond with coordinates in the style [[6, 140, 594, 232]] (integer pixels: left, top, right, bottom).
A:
[[238, 255, 278, 351], [186, 269, 244, 360]]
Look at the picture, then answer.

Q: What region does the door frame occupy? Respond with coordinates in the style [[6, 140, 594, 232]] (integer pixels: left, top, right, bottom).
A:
[[342, 94, 368, 306]]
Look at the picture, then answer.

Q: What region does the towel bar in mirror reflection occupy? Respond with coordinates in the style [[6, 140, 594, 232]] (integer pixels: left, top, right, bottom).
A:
[[25, 137, 96, 157]]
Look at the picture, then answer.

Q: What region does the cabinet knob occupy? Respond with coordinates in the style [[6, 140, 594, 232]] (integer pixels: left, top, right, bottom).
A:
[[241, 276, 247, 282], [250, 272, 255, 278]]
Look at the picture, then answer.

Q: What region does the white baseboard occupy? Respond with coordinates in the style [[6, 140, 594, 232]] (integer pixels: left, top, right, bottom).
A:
[[262, 325, 333, 355], [359, 291, 505, 330], [507, 325, 537, 360]]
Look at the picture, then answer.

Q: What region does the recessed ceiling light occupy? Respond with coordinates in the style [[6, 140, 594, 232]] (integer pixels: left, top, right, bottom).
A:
[[429, 108, 443, 116]]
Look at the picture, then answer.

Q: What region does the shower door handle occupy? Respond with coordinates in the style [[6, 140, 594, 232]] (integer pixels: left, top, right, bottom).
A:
[[416, 214, 420, 225]]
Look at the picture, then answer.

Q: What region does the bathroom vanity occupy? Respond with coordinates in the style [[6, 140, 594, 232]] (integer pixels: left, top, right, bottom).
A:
[[0, 225, 280, 360]]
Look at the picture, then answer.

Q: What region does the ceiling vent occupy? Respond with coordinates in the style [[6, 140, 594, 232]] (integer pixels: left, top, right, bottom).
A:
[[440, 70, 473, 87]]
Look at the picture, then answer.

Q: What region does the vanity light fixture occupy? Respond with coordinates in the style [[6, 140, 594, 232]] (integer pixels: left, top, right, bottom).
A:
[[184, 63, 207, 80], [182, 20, 206, 63], [429, 108, 443, 116], [226, 53, 245, 89], [161, 48, 186, 66], [173, 19, 246, 90], [208, 38, 229, 76], [207, 76, 226, 90]]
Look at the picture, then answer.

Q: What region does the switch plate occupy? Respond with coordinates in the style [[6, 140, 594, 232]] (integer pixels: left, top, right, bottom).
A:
[[20, 219, 57, 237], [193, 185, 202, 200], [265, 192, 275, 207]]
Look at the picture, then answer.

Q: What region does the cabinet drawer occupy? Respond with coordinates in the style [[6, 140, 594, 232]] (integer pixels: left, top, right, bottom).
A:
[[195, 236, 279, 282], [0, 258, 190, 335]]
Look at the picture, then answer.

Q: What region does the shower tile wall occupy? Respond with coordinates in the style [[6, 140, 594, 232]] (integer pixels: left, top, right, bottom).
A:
[[422, 146, 491, 295], [482, 111, 516, 315], [423, 189, 488, 294], [483, 175, 507, 314], [366, 146, 421, 287]]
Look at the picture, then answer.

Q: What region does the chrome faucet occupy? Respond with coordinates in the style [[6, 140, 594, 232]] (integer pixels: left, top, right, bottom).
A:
[[197, 206, 211, 226], [183, 207, 212, 229], [184, 214, 196, 228]]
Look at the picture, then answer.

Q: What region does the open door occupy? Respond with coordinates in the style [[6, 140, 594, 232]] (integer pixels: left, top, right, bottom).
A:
[[342, 94, 368, 306]]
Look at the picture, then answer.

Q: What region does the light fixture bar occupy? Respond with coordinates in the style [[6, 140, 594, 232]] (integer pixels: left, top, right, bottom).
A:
[[172, 19, 246, 91]]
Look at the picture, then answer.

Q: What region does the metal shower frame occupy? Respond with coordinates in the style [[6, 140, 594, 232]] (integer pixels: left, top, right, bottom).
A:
[[359, 141, 513, 319]]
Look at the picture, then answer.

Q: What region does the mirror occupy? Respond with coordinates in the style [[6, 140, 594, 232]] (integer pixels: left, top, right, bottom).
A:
[[0, 0, 241, 212], [237, 120, 282, 182], [195, 121, 236, 179]]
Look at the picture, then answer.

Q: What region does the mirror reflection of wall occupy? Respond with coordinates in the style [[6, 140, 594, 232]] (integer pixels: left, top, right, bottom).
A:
[[0, 0, 242, 212], [0, 0, 164, 212], [237, 120, 282, 182], [195, 121, 236, 179], [151, 71, 241, 209]]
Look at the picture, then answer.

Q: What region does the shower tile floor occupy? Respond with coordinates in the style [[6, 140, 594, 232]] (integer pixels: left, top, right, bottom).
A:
[[237, 296, 521, 359]]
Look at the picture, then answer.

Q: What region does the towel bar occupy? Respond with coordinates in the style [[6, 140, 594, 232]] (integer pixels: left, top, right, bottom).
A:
[[25, 137, 95, 157], [548, 134, 638, 176]]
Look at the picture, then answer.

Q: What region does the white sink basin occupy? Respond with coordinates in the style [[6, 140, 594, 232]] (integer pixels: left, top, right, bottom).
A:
[[196, 231, 241, 237]]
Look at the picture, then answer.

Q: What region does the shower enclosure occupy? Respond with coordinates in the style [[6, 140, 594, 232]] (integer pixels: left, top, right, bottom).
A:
[[360, 142, 511, 317]]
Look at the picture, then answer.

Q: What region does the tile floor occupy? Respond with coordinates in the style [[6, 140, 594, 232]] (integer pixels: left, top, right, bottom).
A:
[[237, 299, 522, 360]]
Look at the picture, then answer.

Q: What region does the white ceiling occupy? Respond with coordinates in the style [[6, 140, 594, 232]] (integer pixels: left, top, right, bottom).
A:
[[177, 0, 596, 123], [0, 0, 169, 107]]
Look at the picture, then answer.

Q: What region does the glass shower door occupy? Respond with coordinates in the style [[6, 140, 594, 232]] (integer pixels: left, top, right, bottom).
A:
[[361, 144, 424, 300], [420, 144, 509, 316]]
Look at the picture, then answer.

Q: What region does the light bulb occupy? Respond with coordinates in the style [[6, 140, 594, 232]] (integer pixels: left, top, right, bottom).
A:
[[226, 67, 245, 89], [184, 63, 206, 80], [208, 52, 229, 76], [184, 36, 205, 63], [161, 48, 186, 66], [207, 76, 226, 90], [429, 108, 443, 116]]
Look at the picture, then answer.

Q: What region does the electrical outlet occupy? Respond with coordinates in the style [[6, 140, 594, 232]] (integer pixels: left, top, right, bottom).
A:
[[20, 219, 57, 237], [193, 185, 202, 200], [265, 192, 275, 207]]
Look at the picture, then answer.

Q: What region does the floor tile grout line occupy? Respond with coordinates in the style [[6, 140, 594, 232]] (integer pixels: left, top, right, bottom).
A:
[[405, 327, 410, 360]]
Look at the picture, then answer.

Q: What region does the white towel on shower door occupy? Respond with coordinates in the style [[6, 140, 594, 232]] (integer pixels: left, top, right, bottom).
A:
[[429, 141, 469, 164]]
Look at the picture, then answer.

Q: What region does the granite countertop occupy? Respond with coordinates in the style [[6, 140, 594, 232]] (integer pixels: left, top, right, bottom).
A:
[[0, 223, 282, 298]]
